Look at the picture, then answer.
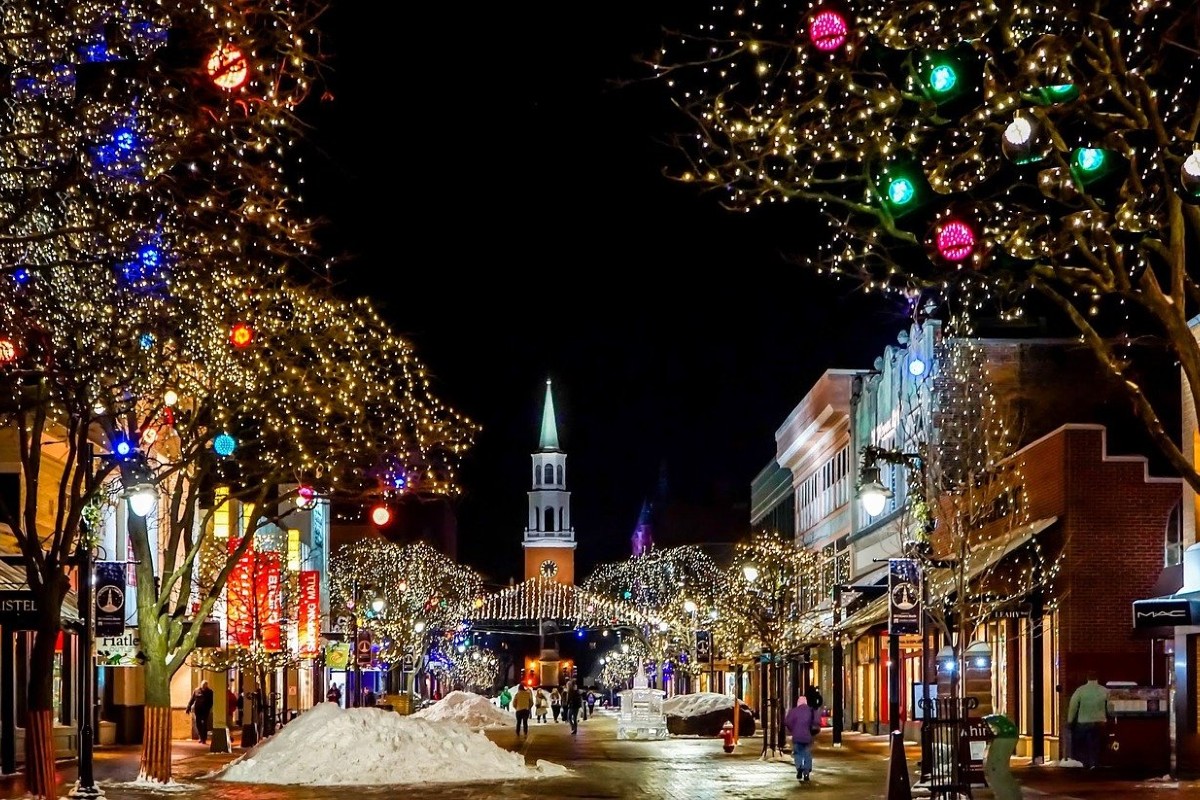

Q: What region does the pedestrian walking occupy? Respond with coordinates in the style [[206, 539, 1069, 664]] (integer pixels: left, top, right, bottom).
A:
[[512, 684, 533, 735], [566, 682, 583, 734], [550, 687, 563, 722], [363, 688, 377, 708], [186, 680, 215, 744], [499, 687, 512, 711], [784, 695, 819, 782], [535, 687, 550, 723], [586, 689, 597, 718], [1067, 671, 1112, 769]]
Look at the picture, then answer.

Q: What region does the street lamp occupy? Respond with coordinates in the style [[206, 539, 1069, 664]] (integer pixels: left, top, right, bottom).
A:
[[741, 564, 759, 583], [857, 465, 892, 517], [125, 482, 156, 517], [857, 443, 933, 770], [348, 583, 384, 708]]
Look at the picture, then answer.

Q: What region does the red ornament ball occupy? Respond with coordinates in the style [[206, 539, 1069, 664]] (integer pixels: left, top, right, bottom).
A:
[[936, 220, 976, 262], [809, 10, 849, 52], [230, 322, 254, 348], [207, 44, 249, 91]]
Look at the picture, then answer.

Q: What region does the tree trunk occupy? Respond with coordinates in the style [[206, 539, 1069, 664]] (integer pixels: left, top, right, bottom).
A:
[[25, 593, 65, 799], [139, 656, 173, 783]]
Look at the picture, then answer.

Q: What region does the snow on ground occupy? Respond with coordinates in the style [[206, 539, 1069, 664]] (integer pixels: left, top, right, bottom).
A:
[[413, 690, 514, 729], [216, 702, 565, 785], [1047, 758, 1084, 768], [663, 692, 748, 718]]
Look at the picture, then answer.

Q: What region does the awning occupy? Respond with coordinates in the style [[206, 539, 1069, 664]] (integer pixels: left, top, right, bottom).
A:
[[1133, 562, 1198, 634], [836, 516, 1058, 640], [925, 516, 1058, 596], [0, 559, 80, 623], [837, 593, 889, 639]]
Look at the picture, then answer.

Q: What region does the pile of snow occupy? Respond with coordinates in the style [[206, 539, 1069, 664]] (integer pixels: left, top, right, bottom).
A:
[[663, 692, 747, 718], [412, 690, 513, 729], [217, 702, 564, 785], [1048, 758, 1084, 768]]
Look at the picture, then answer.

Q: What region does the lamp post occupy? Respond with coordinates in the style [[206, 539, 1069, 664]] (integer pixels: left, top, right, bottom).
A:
[[348, 583, 385, 708], [68, 516, 99, 800], [857, 443, 934, 767]]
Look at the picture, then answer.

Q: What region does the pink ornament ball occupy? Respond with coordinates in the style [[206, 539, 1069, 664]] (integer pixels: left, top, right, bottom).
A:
[[936, 220, 976, 262], [810, 10, 849, 52]]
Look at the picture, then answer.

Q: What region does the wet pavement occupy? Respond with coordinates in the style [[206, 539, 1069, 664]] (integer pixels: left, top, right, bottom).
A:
[[0, 710, 1194, 799]]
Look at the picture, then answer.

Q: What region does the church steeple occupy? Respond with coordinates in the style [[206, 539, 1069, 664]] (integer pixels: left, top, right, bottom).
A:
[[539, 378, 560, 451], [523, 379, 575, 583]]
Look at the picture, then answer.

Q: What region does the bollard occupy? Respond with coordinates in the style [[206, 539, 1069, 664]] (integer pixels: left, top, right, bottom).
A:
[[982, 714, 1020, 800]]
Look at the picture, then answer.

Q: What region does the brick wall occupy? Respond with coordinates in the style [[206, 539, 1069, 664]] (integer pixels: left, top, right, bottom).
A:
[[1018, 427, 1181, 699]]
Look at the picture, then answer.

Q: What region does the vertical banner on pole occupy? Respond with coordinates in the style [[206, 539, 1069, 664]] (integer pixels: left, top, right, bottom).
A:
[[888, 558, 922, 634], [258, 551, 282, 652], [297, 571, 320, 658], [356, 630, 373, 667], [695, 630, 712, 664], [94, 561, 126, 636], [227, 538, 254, 648]]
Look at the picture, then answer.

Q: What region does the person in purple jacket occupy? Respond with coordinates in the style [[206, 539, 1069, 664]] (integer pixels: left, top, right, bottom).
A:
[[784, 695, 820, 782]]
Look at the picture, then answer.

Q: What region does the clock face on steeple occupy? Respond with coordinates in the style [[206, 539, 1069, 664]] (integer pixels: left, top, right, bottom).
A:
[[540, 560, 559, 578]]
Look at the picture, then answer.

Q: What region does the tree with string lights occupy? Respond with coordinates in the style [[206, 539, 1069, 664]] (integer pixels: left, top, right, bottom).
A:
[[0, 1, 477, 790], [898, 332, 1062, 704], [328, 541, 484, 687], [428, 641, 501, 694], [582, 545, 728, 686], [717, 530, 821, 758], [656, 0, 1200, 493], [0, 0, 322, 791]]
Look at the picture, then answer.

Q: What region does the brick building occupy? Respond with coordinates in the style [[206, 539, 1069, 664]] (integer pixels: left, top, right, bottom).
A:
[[752, 319, 1183, 771]]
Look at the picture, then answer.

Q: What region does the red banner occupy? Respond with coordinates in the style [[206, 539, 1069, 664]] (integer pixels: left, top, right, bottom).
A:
[[226, 538, 254, 648], [258, 550, 282, 652], [298, 571, 320, 658]]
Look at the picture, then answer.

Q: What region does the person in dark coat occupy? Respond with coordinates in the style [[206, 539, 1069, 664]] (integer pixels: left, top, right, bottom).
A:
[[784, 695, 819, 782], [186, 680, 215, 744], [565, 682, 584, 734], [805, 683, 823, 712]]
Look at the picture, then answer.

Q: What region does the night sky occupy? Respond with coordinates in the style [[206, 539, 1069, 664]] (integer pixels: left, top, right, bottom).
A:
[[302, 2, 906, 583]]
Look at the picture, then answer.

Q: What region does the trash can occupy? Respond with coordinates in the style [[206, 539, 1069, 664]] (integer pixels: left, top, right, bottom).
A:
[[982, 714, 1020, 800]]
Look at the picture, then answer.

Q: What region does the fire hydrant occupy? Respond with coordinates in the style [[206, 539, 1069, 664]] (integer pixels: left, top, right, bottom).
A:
[[720, 721, 736, 753]]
